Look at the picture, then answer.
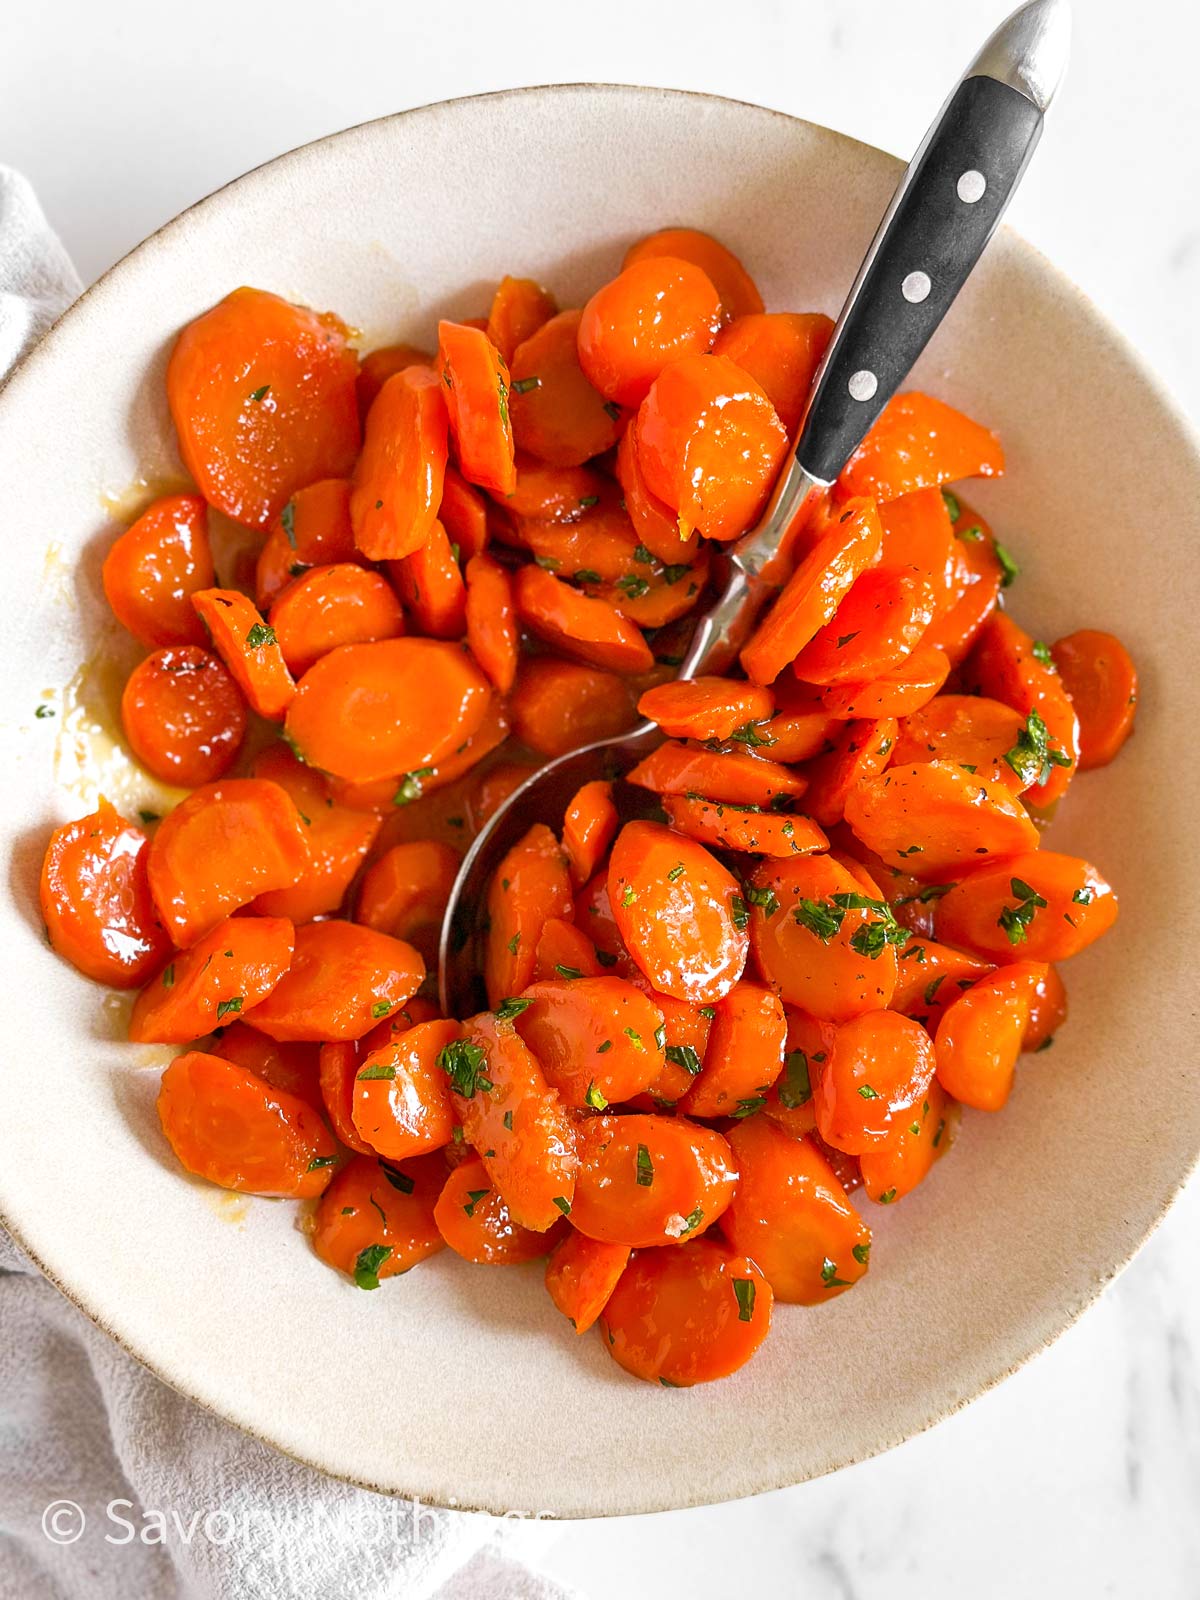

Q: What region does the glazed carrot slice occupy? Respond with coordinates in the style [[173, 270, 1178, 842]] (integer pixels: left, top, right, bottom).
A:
[[819, 646, 950, 721], [318, 1040, 377, 1155], [660, 794, 826, 859], [130, 915, 294, 1043], [356, 342, 433, 420], [350, 1018, 458, 1160], [636, 353, 788, 542], [934, 961, 1048, 1111], [147, 778, 309, 947], [838, 392, 1004, 504], [1020, 962, 1068, 1052], [245, 920, 424, 1042], [255, 478, 361, 610], [889, 937, 993, 1026], [890, 693, 1028, 790], [210, 1022, 323, 1112], [484, 823, 574, 1006], [102, 493, 213, 647], [158, 1050, 337, 1198], [627, 740, 806, 808], [514, 976, 665, 1109], [166, 287, 360, 529], [802, 716, 898, 828], [388, 519, 467, 640], [759, 680, 842, 761], [486, 275, 558, 366], [637, 677, 774, 742], [1050, 629, 1138, 770], [811, 1010, 936, 1153], [41, 801, 171, 987], [509, 657, 639, 757], [313, 1154, 445, 1284], [844, 761, 1040, 878], [578, 257, 722, 406], [740, 497, 883, 685], [513, 564, 654, 674], [575, 869, 640, 973], [437, 320, 517, 496], [284, 637, 492, 783], [571, 1113, 737, 1246], [445, 1012, 578, 1231], [877, 486, 959, 612], [438, 465, 490, 562], [497, 458, 609, 523], [248, 743, 381, 922], [934, 850, 1118, 962], [762, 1010, 833, 1139], [623, 227, 764, 320], [434, 1156, 560, 1264], [464, 552, 518, 692], [609, 821, 748, 1005], [858, 1080, 957, 1205], [712, 311, 832, 432], [532, 918, 603, 982], [747, 852, 900, 1021], [615, 419, 699, 564], [793, 568, 936, 686], [191, 587, 296, 720], [720, 1118, 871, 1303], [545, 1232, 630, 1333], [963, 612, 1079, 807], [601, 1237, 772, 1386], [509, 309, 625, 467], [269, 563, 406, 676], [681, 981, 786, 1118], [562, 779, 618, 887], [356, 839, 462, 964], [634, 984, 713, 1103], [589, 547, 711, 631], [505, 486, 640, 578], [350, 365, 449, 560], [120, 646, 245, 788]]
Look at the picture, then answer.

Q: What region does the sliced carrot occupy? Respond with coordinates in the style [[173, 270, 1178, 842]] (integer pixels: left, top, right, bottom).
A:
[[510, 309, 625, 467], [889, 937, 993, 1026], [356, 840, 462, 964], [41, 801, 172, 988], [158, 1049, 337, 1197], [166, 287, 360, 529], [513, 564, 654, 674], [877, 487, 959, 612], [103, 493, 213, 647], [811, 1010, 936, 1153], [623, 227, 764, 320], [793, 568, 936, 686], [802, 716, 898, 828], [350, 365, 448, 560], [356, 343, 433, 420], [962, 612, 1080, 807], [681, 981, 786, 1118], [130, 914, 294, 1043], [532, 918, 603, 982], [571, 1113, 737, 1246], [350, 1018, 458, 1159], [313, 1153, 445, 1284], [720, 1118, 871, 1303], [660, 794, 827, 858], [712, 311, 832, 433], [615, 418, 699, 564], [747, 852, 899, 1021], [505, 484, 640, 580], [191, 587, 296, 720], [584, 546, 711, 630], [838, 392, 1004, 504], [438, 465, 490, 562], [246, 920, 424, 1042], [627, 740, 805, 808], [578, 257, 722, 406], [545, 1232, 629, 1334], [934, 850, 1118, 962], [562, 779, 618, 887], [437, 320, 516, 496], [248, 742, 381, 922], [120, 646, 245, 788], [210, 1022, 323, 1112], [819, 646, 950, 721], [890, 693, 1028, 790], [284, 636, 492, 783], [446, 1012, 578, 1231], [762, 1010, 833, 1139], [388, 519, 467, 640], [318, 1039, 377, 1155], [1050, 629, 1138, 770], [496, 458, 609, 523], [464, 552, 518, 692], [434, 1155, 560, 1264], [637, 677, 774, 742], [486, 275, 558, 366], [514, 976, 664, 1108], [484, 823, 574, 1006], [934, 961, 1048, 1111], [147, 778, 309, 947], [844, 761, 1040, 878], [255, 479, 361, 610], [758, 680, 841, 761], [740, 497, 883, 685], [858, 1080, 957, 1205], [635, 983, 714, 1103], [509, 657, 638, 757]]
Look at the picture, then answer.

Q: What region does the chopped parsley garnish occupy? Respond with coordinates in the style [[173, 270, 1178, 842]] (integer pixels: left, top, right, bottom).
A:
[[161, 964, 175, 988], [667, 862, 686, 882], [506, 932, 520, 956], [438, 1039, 490, 1098], [555, 964, 583, 980], [665, 1044, 702, 1076], [1073, 886, 1094, 904], [244, 622, 277, 650], [502, 1110, 513, 1130], [794, 897, 843, 941], [371, 1000, 392, 1019], [821, 1257, 850, 1288], [393, 767, 434, 805], [585, 1081, 608, 1110], [851, 1242, 871, 1265], [358, 1062, 396, 1080], [778, 1050, 812, 1107], [463, 1189, 489, 1218], [596, 1039, 613, 1054], [34, 703, 54, 719], [1003, 708, 1071, 787], [680, 1206, 704, 1234], [635, 1144, 654, 1186], [248, 385, 270, 402], [730, 894, 749, 931], [998, 876, 1048, 945], [994, 540, 1020, 587], [941, 488, 961, 522], [857, 1083, 880, 1100], [621, 885, 636, 907], [307, 1154, 336, 1171], [495, 996, 533, 1021], [602, 400, 622, 421], [877, 1187, 898, 1204], [731, 1097, 765, 1119], [280, 501, 296, 547], [552, 1196, 572, 1215], [744, 883, 778, 917], [1031, 639, 1053, 666], [733, 1278, 756, 1322], [354, 1243, 392, 1290], [215, 996, 243, 1021], [616, 574, 650, 600], [510, 376, 541, 394], [624, 1026, 645, 1052], [382, 1166, 415, 1193]]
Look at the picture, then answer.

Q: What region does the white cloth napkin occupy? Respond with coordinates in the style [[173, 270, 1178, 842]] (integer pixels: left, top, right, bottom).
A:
[[0, 167, 577, 1600]]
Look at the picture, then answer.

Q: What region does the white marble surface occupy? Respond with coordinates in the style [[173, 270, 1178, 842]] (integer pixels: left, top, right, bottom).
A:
[[4, 1, 1198, 1595]]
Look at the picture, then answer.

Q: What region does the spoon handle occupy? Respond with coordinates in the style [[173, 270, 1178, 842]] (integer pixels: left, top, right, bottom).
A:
[[680, 0, 1070, 680]]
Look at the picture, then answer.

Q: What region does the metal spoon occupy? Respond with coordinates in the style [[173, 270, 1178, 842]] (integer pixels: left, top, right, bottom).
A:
[[440, 0, 1070, 1015]]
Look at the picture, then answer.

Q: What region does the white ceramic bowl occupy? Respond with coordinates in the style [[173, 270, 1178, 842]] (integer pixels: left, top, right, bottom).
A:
[[2, 86, 1198, 1518]]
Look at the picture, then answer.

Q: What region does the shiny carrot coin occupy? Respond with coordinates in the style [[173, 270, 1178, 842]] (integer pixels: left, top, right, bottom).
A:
[[464, 552, 519, 693], [838, 391, 1004, 504], [269, 563, 406, 677], [545, 1232, 630, 1333], [486, 275, 558, 366], [509, 309, 625, 467], [356, 839, 462, 964], [661, 795, 827, 858], [562, 779, 618, 887], [571, 1113, 737, 1247], [255, 478, 360, 610], [1050, 628, 1138, 770], [484, 823, 574, 1006], [812, 1010, 936, 1154], [509, 657, 638, 757], [513, 564, 655, 675], [623, 227, 764, 320], [934, 961, 1048, 1111], [858, 1080, 957, 1205], [682, 981, 787, 1119], [712, 311, 833, 432], [351, 1018, 459, 1160], [437, 320, 517, 496], [313, 1154, 446, 1284], [192, 587, 296, 720], [934, 851, 1118, 962], [350, 365, 449, 560], [843, 761, 1040, 878], [578, 257, 722, 406], [120, 646, 246, 787], [130, 914, 294, 1044], [102, 493, 213, 647], [434, 1156, 558, 1265], [514, 977, 665, 1109], [245, 920, 424, 1042]]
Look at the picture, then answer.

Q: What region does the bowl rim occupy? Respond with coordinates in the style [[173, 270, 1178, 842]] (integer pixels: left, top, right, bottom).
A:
[[3, 82, 1198, 1517]]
